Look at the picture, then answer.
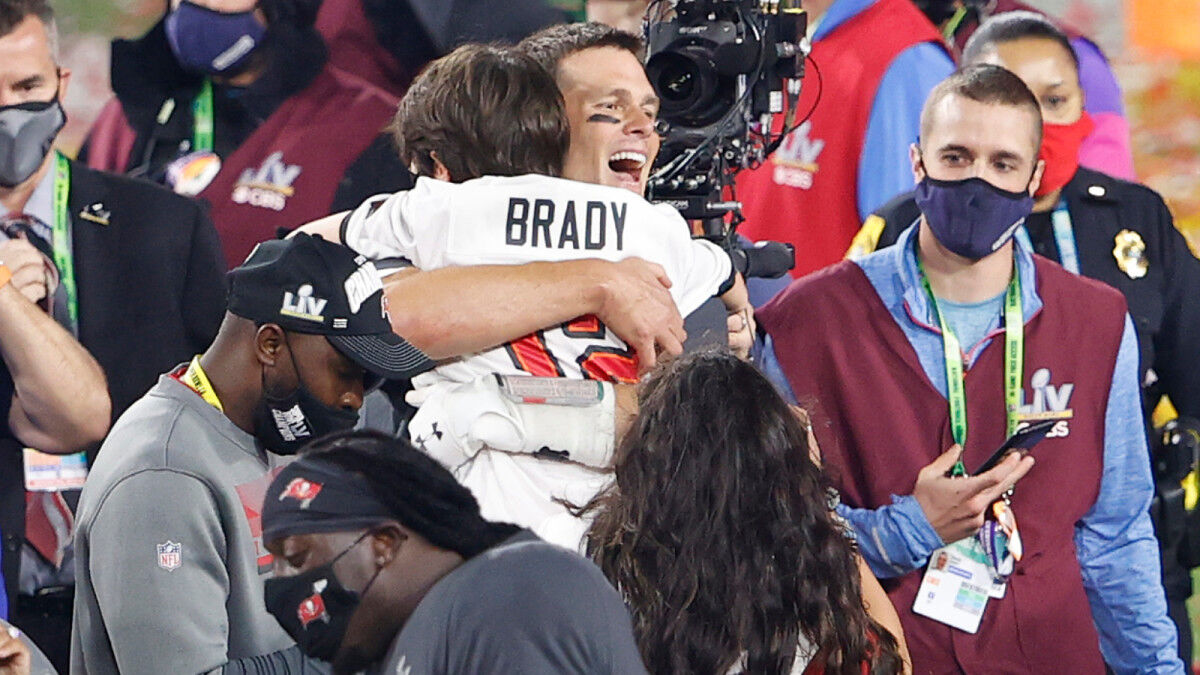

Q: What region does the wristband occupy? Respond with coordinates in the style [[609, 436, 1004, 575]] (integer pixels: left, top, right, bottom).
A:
[[0, 263, 12, 290]]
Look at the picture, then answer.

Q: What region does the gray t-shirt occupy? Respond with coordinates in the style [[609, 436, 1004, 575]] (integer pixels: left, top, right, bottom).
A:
[[72, 373, 295, 675], [373, 531, 647, 675]]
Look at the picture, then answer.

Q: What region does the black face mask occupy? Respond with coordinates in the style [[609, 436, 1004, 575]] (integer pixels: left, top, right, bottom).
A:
[[253, 335, 359, 455], [264, 532, 382, 663]]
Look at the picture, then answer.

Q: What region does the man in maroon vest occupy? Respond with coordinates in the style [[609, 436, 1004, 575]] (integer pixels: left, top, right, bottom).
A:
[[734, 0, 953, 278], [79, 0, 411, 269], [757, 65, 1182, 672]]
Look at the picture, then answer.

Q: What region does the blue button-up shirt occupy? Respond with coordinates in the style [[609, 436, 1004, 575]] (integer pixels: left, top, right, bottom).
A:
[[760, 225, 1183, 674]]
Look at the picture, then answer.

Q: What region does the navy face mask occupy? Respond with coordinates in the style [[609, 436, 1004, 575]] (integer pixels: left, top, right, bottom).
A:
[[913, 175, 1034, 261], [165, 0, 266, 76]]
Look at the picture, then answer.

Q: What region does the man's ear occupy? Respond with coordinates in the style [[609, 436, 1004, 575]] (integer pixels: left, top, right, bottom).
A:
[[910, 142, 926, 184], [56, 67, 71, 101], [255, 324, 285, 367], [430, 152, 452, 182], [370, 523, 407, 566], [1028, 159, 1046, 197]]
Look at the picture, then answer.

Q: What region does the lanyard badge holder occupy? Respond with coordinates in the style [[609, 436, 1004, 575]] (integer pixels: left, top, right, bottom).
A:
[[24, 153, 89, 492], [912, 248, 1025, 631], [979, 500, 1022, 584]]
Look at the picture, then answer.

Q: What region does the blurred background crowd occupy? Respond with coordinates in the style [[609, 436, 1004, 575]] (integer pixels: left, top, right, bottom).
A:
[[54, 0, 1200, 241]]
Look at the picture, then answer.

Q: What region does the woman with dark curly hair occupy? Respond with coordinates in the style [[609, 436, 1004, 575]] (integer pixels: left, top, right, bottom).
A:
[[580, 350, 909, 674]]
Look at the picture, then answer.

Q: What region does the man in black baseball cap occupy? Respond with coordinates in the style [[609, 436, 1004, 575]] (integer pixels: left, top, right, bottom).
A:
[[71, 234, 433, 674]]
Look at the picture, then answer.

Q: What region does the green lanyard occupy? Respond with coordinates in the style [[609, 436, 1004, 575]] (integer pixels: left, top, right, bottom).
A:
[[192, 79, 214, 153], [51, 152, 78, 333], [942, 5, 970, 43], [918, 256, 1024, 476]]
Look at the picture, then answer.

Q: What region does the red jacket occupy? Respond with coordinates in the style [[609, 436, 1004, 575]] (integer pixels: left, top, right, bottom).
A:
[[735, 0, 941, 277]]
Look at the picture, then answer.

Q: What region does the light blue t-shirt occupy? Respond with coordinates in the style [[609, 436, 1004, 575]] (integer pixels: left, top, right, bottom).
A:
[[935, 291, 1005, 357]]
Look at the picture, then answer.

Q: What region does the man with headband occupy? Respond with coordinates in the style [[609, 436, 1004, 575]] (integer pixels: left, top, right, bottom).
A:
[[254, 429, 646, 674], [71, 234, 434, 674]]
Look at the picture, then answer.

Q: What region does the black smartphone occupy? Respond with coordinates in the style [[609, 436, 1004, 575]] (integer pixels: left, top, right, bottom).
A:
[[971, 419, 1058, 475]]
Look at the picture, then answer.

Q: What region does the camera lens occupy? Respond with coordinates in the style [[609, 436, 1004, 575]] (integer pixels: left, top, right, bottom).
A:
[[646, 43, 731, 128], [660, 62, 696, 101]]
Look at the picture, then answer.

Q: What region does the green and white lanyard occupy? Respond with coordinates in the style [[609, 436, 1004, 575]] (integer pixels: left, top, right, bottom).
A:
[[192, 78, 214, 153], [917, 255, 1024, 477], [51, 152, 78, 334]]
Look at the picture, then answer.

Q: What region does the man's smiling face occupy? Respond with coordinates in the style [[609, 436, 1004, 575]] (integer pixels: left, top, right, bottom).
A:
[[556, 46, 661, 194]]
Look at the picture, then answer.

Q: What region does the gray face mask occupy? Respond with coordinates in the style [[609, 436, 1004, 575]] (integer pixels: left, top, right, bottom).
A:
[[0, 99, 66, 188]]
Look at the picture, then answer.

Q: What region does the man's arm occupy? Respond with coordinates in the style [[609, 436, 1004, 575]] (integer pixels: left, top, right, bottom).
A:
[[383, 259, 685, 370], [84, 470, 236, 675], [182, 205, 228, 354], [720, 273, 754, 360], [759, 340, 1031, 577], [216, 645, 330, 674], [1076, 316, 1183, 674], [1150, 193, 1200, 419], [295, 211, 687, 370], [856, 42, 954, 220], [0, 243, 110, 453], [836, 446, 1033, 578]]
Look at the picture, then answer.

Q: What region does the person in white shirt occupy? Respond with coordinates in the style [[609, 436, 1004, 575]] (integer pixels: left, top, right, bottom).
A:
[[300, 43, 748, 539]]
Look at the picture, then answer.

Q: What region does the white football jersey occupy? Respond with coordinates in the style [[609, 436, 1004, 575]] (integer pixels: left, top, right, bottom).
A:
[[343, 174, 733, 389]]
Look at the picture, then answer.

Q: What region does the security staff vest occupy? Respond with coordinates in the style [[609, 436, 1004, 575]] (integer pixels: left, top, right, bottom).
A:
[[734, 0, 942, 278], [759, 257, 1127, 672]]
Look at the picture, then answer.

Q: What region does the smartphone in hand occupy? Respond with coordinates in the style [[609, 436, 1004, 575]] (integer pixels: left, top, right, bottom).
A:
[[971, 418, 1058, 475]]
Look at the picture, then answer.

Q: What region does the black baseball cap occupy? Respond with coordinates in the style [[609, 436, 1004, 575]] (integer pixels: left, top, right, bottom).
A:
[[227, 233, 435, 382]]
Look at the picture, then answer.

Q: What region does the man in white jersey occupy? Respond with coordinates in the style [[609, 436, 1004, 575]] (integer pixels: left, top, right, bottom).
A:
[[301, 43, 747, 538]]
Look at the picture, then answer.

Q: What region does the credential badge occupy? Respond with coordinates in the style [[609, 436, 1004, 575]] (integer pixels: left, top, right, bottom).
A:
[[1113, 229, 1148, 279]]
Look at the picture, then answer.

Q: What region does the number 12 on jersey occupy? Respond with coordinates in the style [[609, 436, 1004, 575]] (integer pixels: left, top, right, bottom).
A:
[[505, 315, 639, 384]]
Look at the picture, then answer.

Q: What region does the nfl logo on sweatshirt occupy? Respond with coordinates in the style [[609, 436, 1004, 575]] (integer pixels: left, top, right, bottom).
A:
[[157, 541, 182, 572]]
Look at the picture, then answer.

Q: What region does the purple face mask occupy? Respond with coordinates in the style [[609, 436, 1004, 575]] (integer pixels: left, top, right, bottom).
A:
[[165, 0, 266, 76], [913, 175, 1034, 260]]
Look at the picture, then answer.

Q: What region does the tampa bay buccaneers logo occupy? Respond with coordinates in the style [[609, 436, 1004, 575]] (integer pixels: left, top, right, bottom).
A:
[[298, 580, 330, 627], [278, 477, 322, 508]]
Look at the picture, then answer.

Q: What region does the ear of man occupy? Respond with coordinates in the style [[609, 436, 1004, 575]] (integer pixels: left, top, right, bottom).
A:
[[255, 323, 286, 367]]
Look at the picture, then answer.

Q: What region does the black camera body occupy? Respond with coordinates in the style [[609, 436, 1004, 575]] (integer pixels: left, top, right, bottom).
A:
[[644, 0, 806, 277]]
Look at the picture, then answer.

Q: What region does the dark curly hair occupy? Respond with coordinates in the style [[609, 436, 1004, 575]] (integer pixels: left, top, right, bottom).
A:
[[581, 350, 903, 674]]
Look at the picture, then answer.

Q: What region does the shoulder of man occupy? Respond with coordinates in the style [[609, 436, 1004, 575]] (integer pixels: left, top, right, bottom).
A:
[[69, 159, 207, 225], [422, 532, 641, 673], [846, 190, 919, 259], [1033, 252, 1129, 319], [758, 260, 876, 331], [428, 532, 622, 629], [85, 377, 247, 497]]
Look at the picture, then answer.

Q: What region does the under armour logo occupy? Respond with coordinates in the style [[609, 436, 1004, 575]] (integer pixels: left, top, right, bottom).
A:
[[413, 422, 443, 451]]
